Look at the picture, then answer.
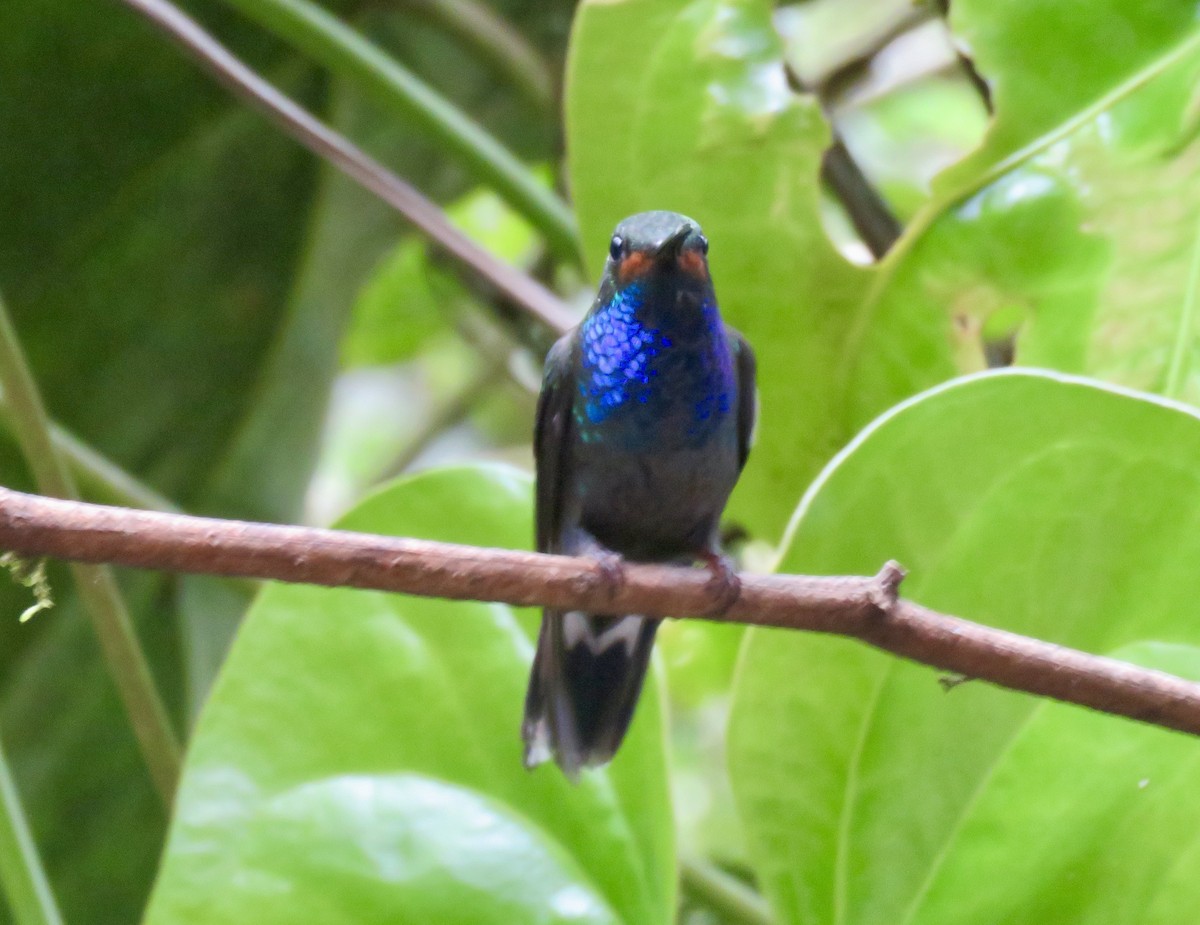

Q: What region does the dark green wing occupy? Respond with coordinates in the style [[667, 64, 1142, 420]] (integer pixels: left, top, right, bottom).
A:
[[534, 332, 579, 554], [727, 325, 757, 471]]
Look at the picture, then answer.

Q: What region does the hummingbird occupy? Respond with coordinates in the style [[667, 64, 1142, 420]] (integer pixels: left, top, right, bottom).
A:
[[522, 210, 756, 776]]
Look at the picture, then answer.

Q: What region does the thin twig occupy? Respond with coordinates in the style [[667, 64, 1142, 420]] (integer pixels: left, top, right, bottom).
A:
[[115, 0, 576, 336], [215, 0, 580, 262], [0, 296, 181, 804], [2, 488, 1200, 739], [821, 137, 902, 259]]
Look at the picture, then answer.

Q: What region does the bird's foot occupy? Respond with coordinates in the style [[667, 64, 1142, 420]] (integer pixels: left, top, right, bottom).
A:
[[699, 551, 741, 615], [586, 548, 627, 605]]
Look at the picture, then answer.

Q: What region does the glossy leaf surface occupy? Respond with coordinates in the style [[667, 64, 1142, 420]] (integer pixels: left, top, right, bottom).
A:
[[145, 466, 674, 925], [567, 0, 1200, 543], [939, 0, 1200, 191], [913, 641, 1200, 925], [728, 370, 1200, 925]]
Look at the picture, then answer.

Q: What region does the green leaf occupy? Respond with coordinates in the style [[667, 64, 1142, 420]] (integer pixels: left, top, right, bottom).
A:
[[1, 33, 318, 505], [567, 0, 1200, 542], [146, 466, 674, 925], [938, 0, 1200, 193], [912, 641, 1200, 925], [341, 237, 460, 369], [867, 42, 1200, 408], [856, 4, 1200, 414], [566, 0, 865, 538], [1008, 49, 1200, 400], [209, 773, 621, 924], [728, 370, 1200, 925], [340, 178, 541, 370]]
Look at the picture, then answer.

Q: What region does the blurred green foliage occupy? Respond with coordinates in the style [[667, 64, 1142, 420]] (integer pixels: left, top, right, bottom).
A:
[[3, 0, 1200, 923]]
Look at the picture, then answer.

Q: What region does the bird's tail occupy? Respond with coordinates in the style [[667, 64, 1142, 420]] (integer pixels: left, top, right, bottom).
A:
[[522, 610, 658, 778]]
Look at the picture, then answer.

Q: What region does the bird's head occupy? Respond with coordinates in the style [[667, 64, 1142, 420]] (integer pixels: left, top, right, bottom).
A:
[[604, 211, 711, 289]]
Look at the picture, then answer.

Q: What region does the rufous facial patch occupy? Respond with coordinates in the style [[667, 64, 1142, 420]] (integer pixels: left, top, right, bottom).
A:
[[678, 250, 709, 279], [618, 250, 651, 284]]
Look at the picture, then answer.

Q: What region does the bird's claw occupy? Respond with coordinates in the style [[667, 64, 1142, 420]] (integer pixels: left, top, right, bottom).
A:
[[700, 551, 741, 615], [588, 549, 627, 604]]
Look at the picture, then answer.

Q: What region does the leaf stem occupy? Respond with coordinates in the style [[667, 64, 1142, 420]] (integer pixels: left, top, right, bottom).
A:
[[0, 738, 62, 925], [679, 857, 772, 925], [0, 291, 180, 804], [217, 0, 581, 264], [21, 415, 179, 514], [1164, 210, 1200, 400], [400, 0, 555, 112]]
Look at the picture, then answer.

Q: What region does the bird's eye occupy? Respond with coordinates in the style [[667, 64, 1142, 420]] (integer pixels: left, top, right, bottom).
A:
[[698, 234, 709, 255], [609, 235, 624, 261]]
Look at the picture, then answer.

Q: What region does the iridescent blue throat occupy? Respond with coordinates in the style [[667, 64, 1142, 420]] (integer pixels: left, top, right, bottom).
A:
[[575, 281, 734, 448]]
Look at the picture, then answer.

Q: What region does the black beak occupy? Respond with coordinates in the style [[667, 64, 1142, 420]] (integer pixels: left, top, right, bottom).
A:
[[656, 225, 693, 262]]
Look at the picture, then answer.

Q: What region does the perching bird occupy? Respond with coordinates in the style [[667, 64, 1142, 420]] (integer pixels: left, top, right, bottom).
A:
[[523, 210, 756, 776]]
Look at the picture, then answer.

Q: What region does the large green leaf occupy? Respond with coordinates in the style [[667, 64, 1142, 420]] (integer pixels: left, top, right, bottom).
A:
[[1, 14, 317, 504], [1004, 52, 1200, 400], [567, 0, 860, 538], [845, 2, 1200, 419], [857, 39, 1200, 421], [938, 0, 1200, 191], [913, 641, 1200, 925], [145, 466, 674, 925], [567, 0, 1200, 545], [728, 370, 1200, 925]]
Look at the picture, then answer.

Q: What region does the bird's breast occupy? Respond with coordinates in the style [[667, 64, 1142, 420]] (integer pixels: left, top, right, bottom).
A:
[[568, 287, 740, 557], [574, 290, 736, 453]]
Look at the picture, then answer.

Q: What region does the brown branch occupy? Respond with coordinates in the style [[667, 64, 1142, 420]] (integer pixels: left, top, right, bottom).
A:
[[116, 0, 576, 336], [0, 488, 1199, 737]]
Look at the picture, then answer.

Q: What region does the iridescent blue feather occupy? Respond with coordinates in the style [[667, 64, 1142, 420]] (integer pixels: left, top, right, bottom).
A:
[[576, 282, 736, 450]]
